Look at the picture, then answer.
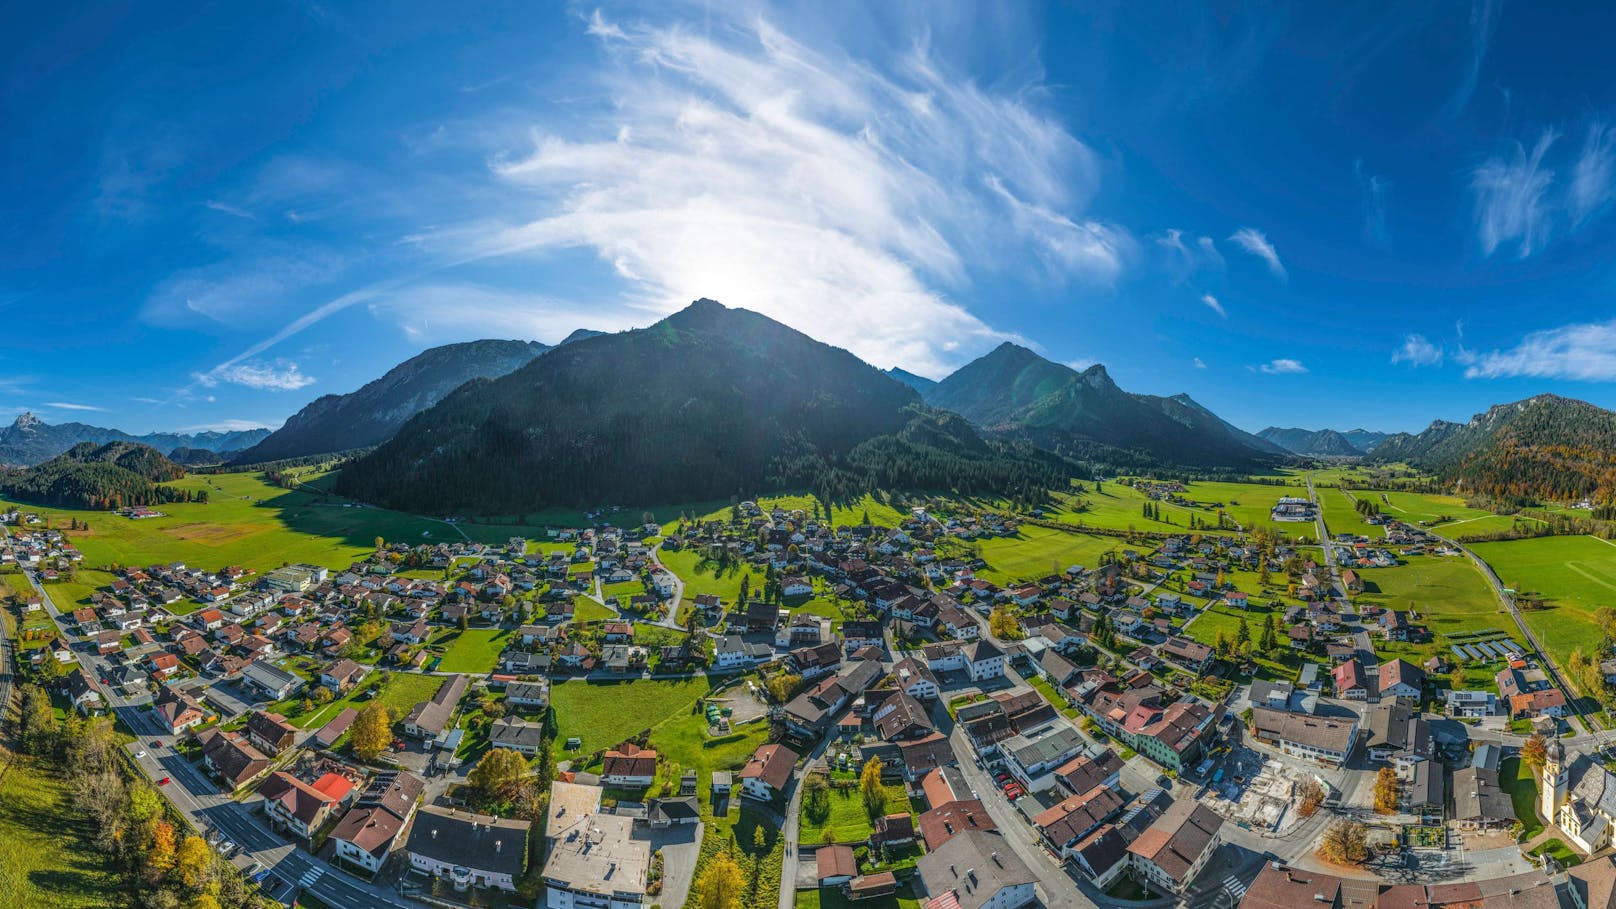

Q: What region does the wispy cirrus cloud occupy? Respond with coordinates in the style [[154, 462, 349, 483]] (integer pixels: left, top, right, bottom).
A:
[[43, 401, 105, 412], [1391, 333, 1443, 367], [1471, 130, 1559, 258], [1258, 358, 1307, 375], [1153, 229, 1223, 280], [1571, 122, 1616, 226], [1354, 159, 1390, 247], [1444, 0, 1500, 118], [1228, 227, 1286, 280], [1199, 293, 1227, 318], [1193, 357, 1207, 369], [1460, 319, 1616, 380], [193, 359, 316, 391]]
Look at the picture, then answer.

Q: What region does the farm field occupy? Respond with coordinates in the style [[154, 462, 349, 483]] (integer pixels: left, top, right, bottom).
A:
[[1354, 555, 1503, 662], [549, 676, 714, 760], [972, 525, 1122, 586], [677, 492, 912, 529], [1181, 478, 1308, 536], [657, 546, 759, 606], [0, 754, 125, 909], [1317, 485, 1384, 538], [1472, 535, 1616, 668], [1042, 483, 1211, 534], [1362, 490, 1494, 526]]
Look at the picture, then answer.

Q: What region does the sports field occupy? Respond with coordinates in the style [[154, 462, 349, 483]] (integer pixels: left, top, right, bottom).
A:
[[1472, 535, 1616, 668]]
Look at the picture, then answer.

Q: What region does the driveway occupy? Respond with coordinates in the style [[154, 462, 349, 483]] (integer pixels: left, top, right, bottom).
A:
[[650, 822, 704, 909]]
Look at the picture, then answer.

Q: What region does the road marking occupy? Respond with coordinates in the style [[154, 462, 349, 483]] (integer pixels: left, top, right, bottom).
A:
[[299, 868, 323, 887]]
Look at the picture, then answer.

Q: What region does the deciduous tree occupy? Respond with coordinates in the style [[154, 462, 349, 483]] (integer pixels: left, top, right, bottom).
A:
[[1373, 767, 1399, 814], [1522, 734, 1548, 770], [175, 834, 212, 890], [469, 748, 529, 800], [1318, 820, 1368, 865], [351, 702, 392, 762], [689, 852, 746, 909], [860, 757, 887, 818]]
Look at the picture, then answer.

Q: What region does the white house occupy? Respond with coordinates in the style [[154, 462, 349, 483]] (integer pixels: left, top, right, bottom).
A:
[[966, 638, 1007, 682]]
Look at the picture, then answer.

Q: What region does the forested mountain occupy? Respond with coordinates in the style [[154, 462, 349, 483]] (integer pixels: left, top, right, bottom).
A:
[[168, 447, 228, 466], [229, 338, 554, 464], [0, 441, 197, 510], [335, 300, 1069, 513], [922, 342, 1283, 470], [886, 368, 937, 394], [1257, 426, 1365, 457], [0, 412, 268, 466], [1339, 429, 1390, 453], [1371, 395, 1616, 502], [1170, 394, 1290, 455]]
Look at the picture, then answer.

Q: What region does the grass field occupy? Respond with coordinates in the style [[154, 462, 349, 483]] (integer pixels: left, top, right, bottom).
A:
[[1472, 535, 1616, 668], [1363, 490, 1494, 526], [268, 669, 445, 730], [1317, 485, 1384, 538], [1043, 484, 1211, 535], [973, 525, 1123, 586], [1351, 555, 1502, 662], [657, 546, 758, 605], [799, 780, 912, 844], [550, 676, 715, 759], [1179, 479, 1309, 536], [571, 597, 616, 624], [0, 754, 124, 909], [432, 628, 513, 673], [1500, 756, 1542, 839]]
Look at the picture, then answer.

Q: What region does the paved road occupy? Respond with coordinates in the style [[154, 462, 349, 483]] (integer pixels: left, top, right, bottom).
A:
[[775, 726, 837, 909]]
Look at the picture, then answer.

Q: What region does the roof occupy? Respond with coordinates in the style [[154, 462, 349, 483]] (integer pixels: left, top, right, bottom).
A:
[[1251, 707, 1357, 755], [260, 771, 337, 825], [1127, 801, 1224, 880], [490, 718, 546, 751], [1378, 658, 1425, 692], [817, 845, 858, 881], [918, 799, 997, 851], [404, 673, 469, 737], [1032, 785, 1124, 846], [916, 830, 1038, 909], [1070, 825, 1130, 880], [738, 743, 798, 791], [242, 659, 299, 691], [541, 791, 646, 898], [603, 744, 659, 780], [1570, 857, 1616, 909], [245, 710, 298, 746], [1239, 864, 1342, 909], [407, 805, 530, 879], [1055, 749, 1123, 795]]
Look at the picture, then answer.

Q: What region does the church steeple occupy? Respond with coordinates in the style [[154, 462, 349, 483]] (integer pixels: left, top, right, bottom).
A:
[[1542, 735, 1569, 821]]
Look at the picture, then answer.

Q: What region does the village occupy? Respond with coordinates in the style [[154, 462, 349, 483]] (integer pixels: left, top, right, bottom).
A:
[[5, 486, 1616, 909]]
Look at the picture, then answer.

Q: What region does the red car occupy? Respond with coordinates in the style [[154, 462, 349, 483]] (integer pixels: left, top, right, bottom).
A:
[[151, 741, 163, 748], [158, 777, 172, 787]]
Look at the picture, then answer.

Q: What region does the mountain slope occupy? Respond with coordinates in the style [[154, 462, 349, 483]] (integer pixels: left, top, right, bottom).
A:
[[886, 368, 938, 394], [229, 339, 552, 464], [335, 300, 1067, 513], [1170, 395, 1290, 456], [0, 413, 269, 466], [1371, 395, 1616, 501], [1257, 427, 1365, 457], [923, 343, 1281, 469], [0, 441, 193, 510], [1340, 429, 1390, 453]]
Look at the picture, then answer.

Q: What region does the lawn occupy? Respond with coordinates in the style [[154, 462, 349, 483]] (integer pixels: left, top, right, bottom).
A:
[[269, 670, 446, 730], [570, 597, 617, 624], [0, 754, 124, 909], [1179, 478, 1311, 538], [1357, 554, 1501, 636], [1370, 490, 1495, 526], [432, 627, 513, 673], [973, 525, 1123, 586], [1500, 756, 1542, 839], [799, 779, 913, 845], [1042, 483, 1213, 535], [657, 546, 759, 606], [1530, 838, 1582, 867], [1027, 675, 1080, 719], [1473, 535, 1616, 670], [550, 676, 715, 760]]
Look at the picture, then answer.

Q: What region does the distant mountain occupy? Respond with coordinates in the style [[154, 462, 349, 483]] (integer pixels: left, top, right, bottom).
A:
[[1257, 427, 1365, 457], [229, 339, 554, 464], [1171, 395, 1290, 456], [886, 368, 937, 394], [1371, 395, 1616, 502], [1340, 429, 1390, 453], [922, 343, 1283, 469], [0, 441, 194, 510], [168, 447, 228, 467], [336, 300, 1069, 513], [0, 412, 269, 467]]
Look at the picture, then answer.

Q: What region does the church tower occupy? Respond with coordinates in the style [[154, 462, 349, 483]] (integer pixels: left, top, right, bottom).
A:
[[1542, 735, 1568, 821]]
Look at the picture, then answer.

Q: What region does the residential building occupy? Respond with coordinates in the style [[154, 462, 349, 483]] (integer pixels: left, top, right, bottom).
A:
[[1249, 707, 1358, 767], [245, 710, 299, 756], [1127, 801, 1224, 896], [408, 805, 530, 894], [330, 771, 424, 875], [739, 743, 797, 801], [542, 782, 647, 909], [601, 744, 658, 788], [915, 830, 1037, 909], [489, 718, 546, 757]]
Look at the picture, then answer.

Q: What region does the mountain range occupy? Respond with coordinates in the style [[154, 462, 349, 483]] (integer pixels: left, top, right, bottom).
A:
[[0, 413, 270, 467], [335, 299, 1070, 513], [0, 441, 193, 510], [1258, 427, 1392, 457], [227, 335, 600, 465], [921, 342, 1285, 470]]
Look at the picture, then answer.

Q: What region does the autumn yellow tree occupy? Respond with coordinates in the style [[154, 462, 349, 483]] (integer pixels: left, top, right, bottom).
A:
[[860, 756, 887, 818], [469, 748, 529, 800], [1522, 734, 1548, 770], [351, 702, 392, 761], [1296, 779, 1325, 818], [186, 895, 221, 909], [989, 606, 1023, 641], [147, 820, 177, 872], [689, 852, 746, 909], [1373, 767, 1399, 815], [1318, 820, 1368, 865], [175, 834, 212, 890]]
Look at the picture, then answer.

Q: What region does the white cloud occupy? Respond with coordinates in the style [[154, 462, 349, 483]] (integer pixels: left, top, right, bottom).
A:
[[454, 9, 1122, 376], [1391, 333, 1444, 367], [194, 359, 316, 391], [1471, 129, 1558, 258], [204, 199, 256, 220], [43, 401, 106, 412], [1199, 293, 1227, 318], [1461, 319, 1616, 380], [182, 419, 276, 432], [1064, 358, 1096, 371], [1571, 122, 1616, 226], [1354, 159, 1389, 247], [1444, 0, 1499, 118], [1258, 358, 1307, 375], [1153, 229, 1223, 279], [1193, 357, 1207, 369], [1228, 227, 1286, 280], [368, 284, 645, 344]]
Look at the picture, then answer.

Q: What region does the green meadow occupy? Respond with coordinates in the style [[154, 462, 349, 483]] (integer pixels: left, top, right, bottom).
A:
[[1472, 535, 1616, 669], [972, 525, 1123, 586]]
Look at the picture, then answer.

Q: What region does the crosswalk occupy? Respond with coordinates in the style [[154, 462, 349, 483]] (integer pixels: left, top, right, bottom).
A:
[[298, 867, 323, 888], [1221, 874, 1249, 902]]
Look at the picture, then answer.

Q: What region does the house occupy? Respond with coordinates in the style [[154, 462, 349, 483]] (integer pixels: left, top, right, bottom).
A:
[[1127, 801, 1224, 896], [892, 657, 940, 700], [329, 771, 424, 875], [915, 830, 1037, 909], [153, 684, 207, 734], [244, 710, 299, 756], [1033, 785, 1124, 858], [872, 812, 916, 849], [965, 638, 1007, 682], [542, 782, 646, 908], [147, 652, 181, 679], [241, 660, 301, 701], [647, 796, 700, 827], [321, 658, 369, 693], [791, 641, 843, 680], [1364, 701, 1428, 765], [1250, 707, 1358, 767], [402, 674, 469, 741], [1158, 636, 1213, 674], [817, 845, 858, 887], [1054, 749, 1124, 799], [872, 692, 934, 741], [1332, 659, 1371, 700], [1378, 658, 1426, 700], [260, 771, 342, 839], [739, 743, 798, 801], [197, 728, 270, 793], [918, 798, 997, 851], [407, 806, 530, 894], [1446, 689, 1498, 719], [1002, 724, 1088, 793], [63, 668, 104, 715], [715, 635, 773, 671], [489, 718, 546, 756], [601, 744, 658, 788], [505, 680, 550, 710]]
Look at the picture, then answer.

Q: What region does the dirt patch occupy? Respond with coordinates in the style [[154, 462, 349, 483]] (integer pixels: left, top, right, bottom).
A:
[[163, 522, 263, 545]]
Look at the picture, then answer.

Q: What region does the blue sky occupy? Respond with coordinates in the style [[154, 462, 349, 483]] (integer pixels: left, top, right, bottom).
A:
[[6, 1, 1616, 435]]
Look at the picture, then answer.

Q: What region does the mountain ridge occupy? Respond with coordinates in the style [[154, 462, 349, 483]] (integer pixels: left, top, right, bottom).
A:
[[0, 413, 269, 467]]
